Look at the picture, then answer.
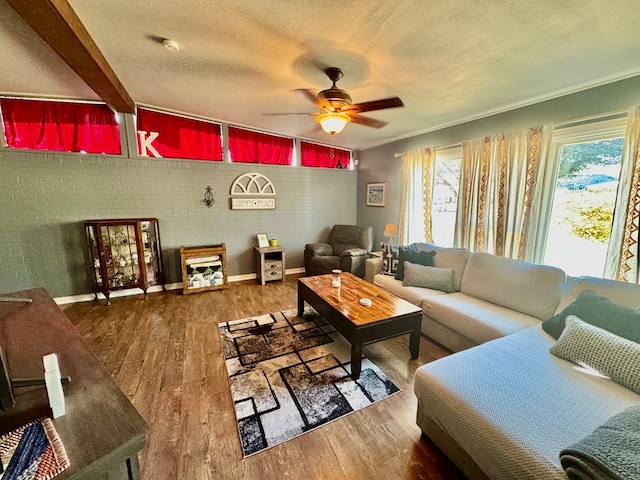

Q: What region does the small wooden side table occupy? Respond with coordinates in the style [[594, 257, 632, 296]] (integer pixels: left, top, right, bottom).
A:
[[254, 245, 286, 285]]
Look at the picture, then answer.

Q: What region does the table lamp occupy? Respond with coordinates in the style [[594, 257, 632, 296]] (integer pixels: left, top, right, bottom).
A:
[[383, 223, 398, 246]]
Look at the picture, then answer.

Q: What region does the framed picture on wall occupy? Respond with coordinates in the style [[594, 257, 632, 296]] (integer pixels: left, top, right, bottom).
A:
[[366, 182, 386, 207], [256, 233, 269, 248]]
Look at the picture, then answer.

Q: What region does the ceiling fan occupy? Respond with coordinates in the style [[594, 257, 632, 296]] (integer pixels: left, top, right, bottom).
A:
[[275, 67, 404, 135]]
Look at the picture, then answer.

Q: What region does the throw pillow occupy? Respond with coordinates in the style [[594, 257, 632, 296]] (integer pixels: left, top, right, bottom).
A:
[[395, 247, 436, 281], [542, 289, 640, 343], [380, 243, 399, 275], [550, 315, 640, 395], [402, 263, 455, 293]]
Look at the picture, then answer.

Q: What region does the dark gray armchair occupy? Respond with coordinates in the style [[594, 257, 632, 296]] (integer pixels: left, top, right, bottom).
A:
[[304, 225, 374, 278]]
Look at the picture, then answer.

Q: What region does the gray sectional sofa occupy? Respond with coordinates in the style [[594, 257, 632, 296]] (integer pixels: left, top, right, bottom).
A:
[[365, 244, 640, 479], [366, 243, 567, 351]]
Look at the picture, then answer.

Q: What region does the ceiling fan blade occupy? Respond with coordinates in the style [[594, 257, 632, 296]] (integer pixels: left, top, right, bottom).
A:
[[262, 112, 315, 116], [344, 96, 404, 113], [349, 114, 387, 129], [293, 89, 322, 108]]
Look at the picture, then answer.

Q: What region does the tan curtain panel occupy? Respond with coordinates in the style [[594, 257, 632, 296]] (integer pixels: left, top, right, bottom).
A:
[[399, 148, 434, 245], [606, 105, 640, 282], [455, 125, 553, 260]]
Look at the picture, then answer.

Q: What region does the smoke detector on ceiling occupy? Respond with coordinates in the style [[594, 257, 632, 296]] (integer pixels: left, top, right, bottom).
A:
[[163, 39, 179, 53]]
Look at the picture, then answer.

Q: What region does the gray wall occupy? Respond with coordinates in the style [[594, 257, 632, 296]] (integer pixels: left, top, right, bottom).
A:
[[0, 150, 356, 297], [357, 75, 640, 246]]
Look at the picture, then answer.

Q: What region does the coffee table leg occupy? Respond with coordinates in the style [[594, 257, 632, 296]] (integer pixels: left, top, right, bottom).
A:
[[351, 341, 362, 380], [409, 320, 420, 359], [297, 289, 304, 316]]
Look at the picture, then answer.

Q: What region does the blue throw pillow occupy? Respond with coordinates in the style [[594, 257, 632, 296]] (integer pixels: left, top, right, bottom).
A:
[[395, 247, 436, 281], [542, 289, 640, 343]]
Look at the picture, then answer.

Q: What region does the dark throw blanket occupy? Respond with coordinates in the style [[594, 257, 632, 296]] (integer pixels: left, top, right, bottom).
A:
[[560, 403, 640, 480]]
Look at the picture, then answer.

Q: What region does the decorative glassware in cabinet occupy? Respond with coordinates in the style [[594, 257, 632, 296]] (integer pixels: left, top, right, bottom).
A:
[[84, 218, 165, 305]]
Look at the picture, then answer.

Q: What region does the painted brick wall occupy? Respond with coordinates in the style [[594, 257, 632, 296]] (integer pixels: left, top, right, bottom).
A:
[[0, 150, 357, 297]]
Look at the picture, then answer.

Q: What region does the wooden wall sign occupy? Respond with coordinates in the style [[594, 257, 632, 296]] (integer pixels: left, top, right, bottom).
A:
[[230, 172, 276, 210], [231, 198, 276, 210]]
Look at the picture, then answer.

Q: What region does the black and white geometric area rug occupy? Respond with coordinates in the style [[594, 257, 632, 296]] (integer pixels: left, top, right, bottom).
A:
[[218, 307, 400, 456]]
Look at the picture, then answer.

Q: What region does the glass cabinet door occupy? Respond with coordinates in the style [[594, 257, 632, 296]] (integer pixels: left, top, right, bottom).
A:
[[140, 221, 162, 283], [85, 225, 103, 287], [101, 223, 140, 288]]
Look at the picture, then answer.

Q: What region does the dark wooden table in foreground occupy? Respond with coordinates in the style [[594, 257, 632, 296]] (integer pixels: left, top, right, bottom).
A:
[[298, 273, 422, 379], [0, 288, 148, 479]]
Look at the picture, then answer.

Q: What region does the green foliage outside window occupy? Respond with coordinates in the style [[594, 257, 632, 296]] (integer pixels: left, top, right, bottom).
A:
[[557, 138, 623, 178], [557, 138, 622, 244], [564, 194, 615, 243]]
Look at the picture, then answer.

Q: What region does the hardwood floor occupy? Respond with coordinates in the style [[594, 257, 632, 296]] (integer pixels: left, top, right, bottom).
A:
[[62, 274, 466, 480]]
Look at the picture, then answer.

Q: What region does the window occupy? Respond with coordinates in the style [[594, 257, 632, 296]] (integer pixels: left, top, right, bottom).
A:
[[136, 107, 222, 160], [228, 126, 293, 165], [431, 146, 462, 246], [543, 117, 626, 276], [300, 141, 351, 168], [0, 98, 121, 154]]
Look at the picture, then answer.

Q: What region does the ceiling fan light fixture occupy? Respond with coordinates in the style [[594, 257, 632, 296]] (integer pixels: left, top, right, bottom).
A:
[[316, 112, 351, 135], [163, 39, 180, 53]]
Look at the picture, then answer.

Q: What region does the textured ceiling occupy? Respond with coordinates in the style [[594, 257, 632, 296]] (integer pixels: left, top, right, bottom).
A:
[[2, 0, 640, 150]]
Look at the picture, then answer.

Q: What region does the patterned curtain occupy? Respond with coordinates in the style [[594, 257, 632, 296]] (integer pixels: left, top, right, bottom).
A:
[[455, 125, 553, 259], [605, 105, 640, 282], [399, 148, 434, 245]]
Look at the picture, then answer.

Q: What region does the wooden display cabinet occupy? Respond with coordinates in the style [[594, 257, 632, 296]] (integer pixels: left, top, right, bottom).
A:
[[180, 244, 228, 294], [85, 218, 165, 305]]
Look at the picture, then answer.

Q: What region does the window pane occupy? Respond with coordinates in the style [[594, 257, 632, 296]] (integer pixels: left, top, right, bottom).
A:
[[543, 138, 623, 276], [431, 154, 461, 246]]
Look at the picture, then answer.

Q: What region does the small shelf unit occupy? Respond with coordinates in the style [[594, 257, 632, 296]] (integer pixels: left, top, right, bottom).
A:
[[180, 244, 229, 294]]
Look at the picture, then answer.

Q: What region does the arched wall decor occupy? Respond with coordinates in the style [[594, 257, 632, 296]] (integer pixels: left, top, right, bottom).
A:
[[230, 172, 276, 209]]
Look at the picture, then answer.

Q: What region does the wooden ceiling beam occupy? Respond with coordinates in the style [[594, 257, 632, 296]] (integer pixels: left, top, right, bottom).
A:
[[6, 0, 135, 113]]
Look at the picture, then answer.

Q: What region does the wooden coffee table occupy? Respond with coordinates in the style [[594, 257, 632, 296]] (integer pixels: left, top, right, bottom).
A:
[[298, 272, 422, 379]]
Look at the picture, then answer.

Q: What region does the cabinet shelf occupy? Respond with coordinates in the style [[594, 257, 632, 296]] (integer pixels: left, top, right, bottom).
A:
[[84, 218, 165, 305]]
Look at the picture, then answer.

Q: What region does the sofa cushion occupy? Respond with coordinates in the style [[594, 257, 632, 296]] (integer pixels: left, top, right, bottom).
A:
[[550, 315, 640, 395], [555, 275, 640, 313], [460, 252, 566, 320], [415, 243, 470, 291], [374, 273, 446, 307], [414, 325, 639, 480], [395, 247, 436, 281], [403, 263, 455, 293], [327, 224, 374, 253], [543, 289, 640, 342], [309, 255, 340, 272], [333, 243, 361, 256], [423, 292, 542, 345]]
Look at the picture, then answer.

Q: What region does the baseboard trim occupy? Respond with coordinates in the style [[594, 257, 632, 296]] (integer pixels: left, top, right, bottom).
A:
[[54, 267, 306, 305]]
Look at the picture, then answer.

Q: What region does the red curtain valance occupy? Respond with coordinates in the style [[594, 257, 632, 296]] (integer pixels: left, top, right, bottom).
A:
[[228, 126, 293, 165], [136, 108, 222, 161], [1, 98, 121, 154], [301, 141, 350, 168]]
